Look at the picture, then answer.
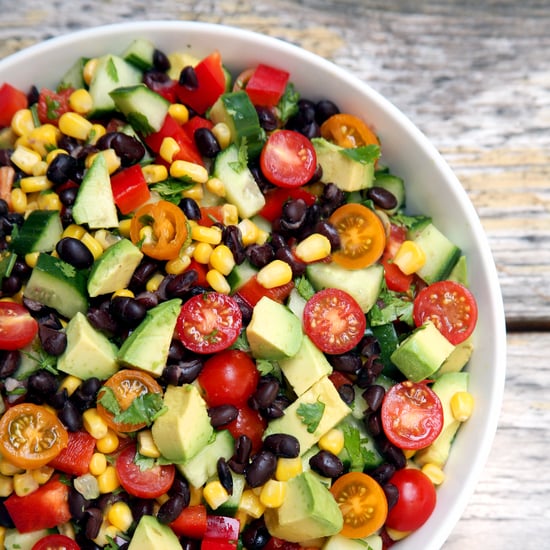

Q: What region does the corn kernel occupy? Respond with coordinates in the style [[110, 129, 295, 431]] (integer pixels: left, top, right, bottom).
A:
[[193, 241, 214, 264], [62, 223, 87, 240], [421, 463, 446, 485], [393, 240, 426, 275], [182, 182, 204, 201], [31, 159, 48, 177], [205, 177, 225, 197], [88, 124, 107, 145], [36, 191, 62, 211], [260, 480, 287, 509], [93, 229, 120, 250], [96, 429, 120, 454], [20, 175, 52, 194], [137, 430, 161, 458], [59, 374, 82, 396], [294, 233, 331, 263], [11, 145, 42, 174], [87, 149, 121, 174], [59, 112, 94, 141], [403, 449, 416, 460], [14, 471, 39, 497], [386, 527, 412, 541], [83, 408, 109, 440], [171, 160, 209, 184], [239, 490, 266, 519], [168, 103, 189, 124], [212, 122, 232, 150], [189, 485, 203, 506], [221, 204, 239, 226], [28, 124, 59, 157], [69, 88, 94, 114], [107, 500, 134, 532], [0, 459, 24, 476], [0, 474, 14, 497], [191, 224, 222, 245], [146, 272, 165, 293], [450, 391, 475, 422], [257, 259, 293, 289], [31, 465, 54, 485], [142, 163, 168, 184], [89, 453, 108, 476], [275, 457, 302, 482], [11, 109, 35, 136], [206, 269, 231, 294], [111, 288, 134, 299], [81, 232, 105, 260], [93, 523, 119, 547], [97, 465, 120, 494], [10, 188, 27, 214], [203, 480, 230, 510], [165, 255, 192, 275], [318, 428, 345, 456], [83, 58, 99, 85], [159, 136, 180, 163], [209, 244, 235, 275], [238, 218, 260, 246], [118, 218, 132, 238]]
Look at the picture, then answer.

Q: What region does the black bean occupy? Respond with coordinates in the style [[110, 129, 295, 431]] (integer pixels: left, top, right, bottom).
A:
[[320, 182, 346, 215], [315, 99, 340, 125], [262, 395, 290, 420], [56, 237, 94, 269], [367, 186, 398, 211], [249, 377, 279, 410], [194, 127, 220, 158], [329, 353, 362, 375], [241, 518, 271, 549], [383, 482, 399, 511], [130, 499, 154, 524], [246, 243, 275, 268], [109, 296, 147, 327], [68, 486, 90, 520], [223, 225, 246, 265], [1, 275, 21, 296], [337, 383, 355, 405], [365, 411, 383, 437], [162, 358, 204, 385], [97, 491, 127, 511], [134, 291, 159, 310], [129, 260, 159, 291], [143, 70, 174, 98], [363, 384, 386, 412], [165, 270, 199, 299], [208, 404, 239, 428], [376, 438, 406, 470], [109, 132, 146, 166], [179, 66, 198, 89], [39, 324, 67, 356], [300, 121, 321, 139], [180, 539, 200, 550], [49, 388, 68, 410], [232, 293, 253, 325], [275, 246, 306, 277], [228, 435, 252, 473], [85, 507, 103, 539], [46, 153, 78, 185], [28, 370, 58, 396], [368, 463, 396, 485], [12, 258, 32, 279], [157, 493, 186, 524], [59, 400, 83, 431], [314, 219, 341, 250], [280, 199, 308, 231], [0, 152, 12, 169], [358, 334, 381, 358], [309, 450, 344, 478], [87, 307, 118, 335], [245, 450, 277, 488], [79, 377, 102, 398], [167, 339, 186, 363], [256, 106, 278, 131], [0, 501, 14, 528], [0, 350, 19, 378], [263, 433, 300, 458], [217, 457, 234, 495], [153, 48, 171, 71], [179, 197, 202, 220]]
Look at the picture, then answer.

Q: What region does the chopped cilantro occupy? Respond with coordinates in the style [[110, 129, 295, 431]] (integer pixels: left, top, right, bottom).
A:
[[295, 275, 315, 301], [367, 285, 414, 326], [229, 140, 249, 173], [45, 95, 61, 120], [98, 387, 167, 427], [150, 178, 194, 203], [340, 144, 380, 165], [276, 82, 300, 124], [297, 399, 325, 433], [105, 57, 119, 81], [127, 112, 155, 135]]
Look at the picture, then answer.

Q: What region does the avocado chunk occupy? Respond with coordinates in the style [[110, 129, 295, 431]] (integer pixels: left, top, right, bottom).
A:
[[72, 153, 119, 229], [264, 376, 351, 456], [390, 321, 455, 382], [437, 338, 474, 376], [87, 238, 143, 297], [264, 470, 343, 542], [279, 335, 333, 396], [246, 296, 303, 360], [57, 312, 118, 380], [117, 298, 181, 376], [152, 384, 213, 463], [128, 515, 182, 550], [306, 261, 384, 314], [4, 528, 51, 550], [323, 534, 383, 550], [414, 371, 469, 468], [312, 137, 375, 192]]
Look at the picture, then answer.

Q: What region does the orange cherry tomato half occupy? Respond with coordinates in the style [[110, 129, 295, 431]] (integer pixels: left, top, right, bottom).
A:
[[130, 200, 188, 260], [328, 203, 386, 269], [96, 369, 163, 433], [320, 113, 380, 149], [329, 471, 388, 538], [0, 403, 68, 469]]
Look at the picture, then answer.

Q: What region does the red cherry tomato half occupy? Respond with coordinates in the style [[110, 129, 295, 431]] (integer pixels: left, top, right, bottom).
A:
[[198, 349, 260, 407], [260, 130, 317, 188], [37, 87, 73, 125], [32, 534, 80, 550], [176, 292, 242, 354], [302, 287, 366, 355], [0, 301, 39, 350], [413, 280, 478, 344], [385, 468, 437, 532], [381, 380, 444, 450], [226, 404, 267, 454], [115, 444, 175, 499]]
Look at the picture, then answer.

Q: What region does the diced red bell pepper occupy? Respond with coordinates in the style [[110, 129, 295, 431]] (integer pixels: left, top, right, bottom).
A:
[[200, 515, 240, 548], [170, 504, 208, 539], [4, 476, 71, 533], [263, 538, 302, 550], [201, 541, 237, 550], [186, 258, 210, 288], [245, 63, 290, 107], [183, 115, 214, 141], [144, 114, 204, 166], [381, 223, 413, 293], [0, 83, 28, 128], [176, 51, 226, 115], [110, 163, 151, 214], [259, 186, 317, 223], [235, 275, 294, 308], [48, 430, 96, 476], [198, 205, 225, 227]]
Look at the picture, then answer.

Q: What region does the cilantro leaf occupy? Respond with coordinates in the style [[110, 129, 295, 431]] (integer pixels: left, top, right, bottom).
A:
[[297, 399, 325, 433], [391, 213, 431, 230], [276, 82, 300, 124], [106, 57, 119, 81], [341, 423, 364, 471], [295, 275, 315, 301], [229, 140, 249, 173], [340, 144, 380, 165], [150, 178, 194, 203], [126, 112, 155, 136], [367, 285, 414, 326]]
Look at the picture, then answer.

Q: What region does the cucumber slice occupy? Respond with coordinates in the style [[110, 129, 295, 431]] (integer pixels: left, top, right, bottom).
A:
[[213, 473, 245, 516], [373, 172, 405, 214], [59, 56, 88, 90], [110, 84, 170, 136], [226, 259, 258, 293], [23, 253, 88, 319], [122, 38, 156, 71], [214, 144, 266, 219], [10, 210, 63, 256]]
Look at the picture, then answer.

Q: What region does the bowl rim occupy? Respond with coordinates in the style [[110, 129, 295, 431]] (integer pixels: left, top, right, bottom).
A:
[[0, 20, 507, 549]]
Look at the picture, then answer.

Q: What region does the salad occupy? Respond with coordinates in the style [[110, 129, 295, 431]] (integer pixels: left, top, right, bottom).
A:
[[0, 37, 479, 550]]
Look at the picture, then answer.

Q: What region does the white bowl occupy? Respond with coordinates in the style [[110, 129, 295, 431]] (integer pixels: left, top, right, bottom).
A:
[[0, 21, 506, 549]]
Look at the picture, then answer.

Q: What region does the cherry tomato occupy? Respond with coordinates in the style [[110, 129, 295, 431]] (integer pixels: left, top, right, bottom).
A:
[[260, 130, 317, 188], [170, 504, 208, 538], [320, 113, 380, 149], [303, 288, 366, 355], [381, 380, 444, 450], [0, 403, 68, 469], [385, 468, 437, 532], [329, 471, 388, 538], [0, 301, 39, 350], [381, 223, 414, 293], [96, 369, 163, 433], [130, 199, 189, 260], [37, 87, 73, 125], [235, 275, 294, 308], [32, 534, 80, 550], [226, 404, 267, 454], [176, 292, 242, 354], [115, 443, 175, 499], [328, 203, 386, 269], [413, 280, 478, 344], [0, 83, 28, 128], [198, 349, 259, 407]]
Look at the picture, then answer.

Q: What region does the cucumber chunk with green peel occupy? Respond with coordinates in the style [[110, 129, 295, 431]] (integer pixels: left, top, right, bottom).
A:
[[373, 172, 405, 214], [10, 210, 63, 256], [122, 38, 156, 71], [59, 56, 88, 90], [23, 253, 88, 319]]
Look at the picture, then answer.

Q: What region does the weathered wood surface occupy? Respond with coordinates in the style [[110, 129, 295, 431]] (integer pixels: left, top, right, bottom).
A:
[[2, 1, 549, 548]]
